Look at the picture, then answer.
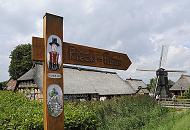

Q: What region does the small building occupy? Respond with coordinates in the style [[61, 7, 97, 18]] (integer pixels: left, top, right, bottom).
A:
[[6, 79, 17, 91], [170, 75, 190, 96], [16, 68, 42, 100], [13, 64, 136, 100], [126, 78, 149, 95], [63, 65, 135, 100]]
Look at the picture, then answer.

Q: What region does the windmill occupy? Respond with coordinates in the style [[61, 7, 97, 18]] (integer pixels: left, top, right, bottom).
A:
[[137, 45, 186, 98]]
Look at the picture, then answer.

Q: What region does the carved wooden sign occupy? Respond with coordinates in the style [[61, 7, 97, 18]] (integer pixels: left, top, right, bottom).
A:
[[33, 41, 131, 70], [63, 42, 131, 70], [32, 13, 131, 130], [43, 13, 64, 130], [32, 37, 44, 61]]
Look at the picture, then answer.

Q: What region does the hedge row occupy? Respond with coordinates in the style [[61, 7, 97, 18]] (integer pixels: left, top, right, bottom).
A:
[[0, 91, 169, 130], [94, 96, 169, 130], [0, 91, 43, 130], [0, 91, 99, 130]]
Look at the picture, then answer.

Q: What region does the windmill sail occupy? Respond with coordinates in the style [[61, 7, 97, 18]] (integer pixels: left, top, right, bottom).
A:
[[136, 69, 156, 72], [165, 70, 186, 73], [159, 45, 168, 69], [137, 45, 186, 98]]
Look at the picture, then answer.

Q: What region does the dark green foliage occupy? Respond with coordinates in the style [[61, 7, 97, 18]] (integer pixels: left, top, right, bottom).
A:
[[168, 79, 175, 88], [0, 91, 43, 130], [183, 87, 190, 99], [147, 78, 157, 92], [0, 91, 169, 130], [8, 44, 32, 80], [147, 78, 175, 92], [0, 81, 7, 90], [64, 95, 169, 130], [0, 91, 99, 130], [94, 95, 169, 130], [64, 102, 99, 130]]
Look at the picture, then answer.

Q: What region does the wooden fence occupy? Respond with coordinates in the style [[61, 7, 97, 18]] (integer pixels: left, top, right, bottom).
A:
[[160, 98, 190, 109]]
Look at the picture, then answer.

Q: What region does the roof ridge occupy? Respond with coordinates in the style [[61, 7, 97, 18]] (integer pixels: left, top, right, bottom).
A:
[[126, 78, 142, 81], [182, 75, 190, 77], [63, 65, 116, 74]]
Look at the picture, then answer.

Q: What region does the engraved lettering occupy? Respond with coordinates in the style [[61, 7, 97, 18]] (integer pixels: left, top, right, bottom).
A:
[[68, 46, 122, 67], [103, 53, 121, 66], [68, 46, 95, 63]]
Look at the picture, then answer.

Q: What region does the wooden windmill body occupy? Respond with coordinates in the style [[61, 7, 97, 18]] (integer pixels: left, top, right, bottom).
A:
[[137, 45, 186, 98]]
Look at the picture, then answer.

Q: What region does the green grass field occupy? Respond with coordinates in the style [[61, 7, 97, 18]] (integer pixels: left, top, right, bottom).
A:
[[143, 109, 190, 130]]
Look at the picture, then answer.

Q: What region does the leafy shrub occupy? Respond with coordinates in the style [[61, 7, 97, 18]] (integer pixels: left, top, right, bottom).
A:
[[93, 95, 169, 130], [64, 95, 169, 130], [0, 91, 99, 130], [177, 96, 186, 99], [64, 102, 99, 130], [0, 91, 43, 130], [183, 87, 190, 99], [0, 91, 169, 130]]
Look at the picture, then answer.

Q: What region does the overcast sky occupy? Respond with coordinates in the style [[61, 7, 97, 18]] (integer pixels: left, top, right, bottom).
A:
[[0, 0, 190, 83]]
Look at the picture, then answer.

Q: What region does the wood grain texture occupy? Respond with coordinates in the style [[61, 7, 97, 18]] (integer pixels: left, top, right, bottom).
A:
[[43, 13, 64, 130], [32, 37, 44, 61], [32, 40, 131, 70], [32, 12, 132, 130], [63, 42, 131, 70]]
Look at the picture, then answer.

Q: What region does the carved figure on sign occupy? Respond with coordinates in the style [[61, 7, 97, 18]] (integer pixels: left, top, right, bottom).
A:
[[47, 84, 63, 117], [47, 35, 62, 71]]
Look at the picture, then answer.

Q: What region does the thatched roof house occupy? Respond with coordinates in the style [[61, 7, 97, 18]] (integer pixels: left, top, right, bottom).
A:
[[17, 68, 38, 89], [126, 78, 149, 95], [6, 79, 17, 91], [64, 66, 135, 96], [170, 75, 190, 95], [13, 64, 136, 100]]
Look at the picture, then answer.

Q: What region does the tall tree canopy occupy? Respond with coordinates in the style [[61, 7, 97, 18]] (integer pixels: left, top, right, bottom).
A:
[[9, 44, 32, 80]]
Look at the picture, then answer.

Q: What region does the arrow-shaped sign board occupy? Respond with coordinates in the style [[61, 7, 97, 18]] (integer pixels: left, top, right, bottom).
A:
[[63, 42, 131, 70], [32, 13, 132, 130], [32, 39, 131, 70]]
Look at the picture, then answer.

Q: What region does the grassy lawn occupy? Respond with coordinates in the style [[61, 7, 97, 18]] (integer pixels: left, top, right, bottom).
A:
[[143, 109, 190, 130], [173, 111, 190, 130]]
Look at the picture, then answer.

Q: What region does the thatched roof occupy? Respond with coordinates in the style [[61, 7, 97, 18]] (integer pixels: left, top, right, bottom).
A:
[[126, 78, 149, 93], [6, 79, 17, 90], [17, 68, 34, 81], [17, 64, 135, 95], [170, 75, 190, 91], [64, 66, 135, 95]]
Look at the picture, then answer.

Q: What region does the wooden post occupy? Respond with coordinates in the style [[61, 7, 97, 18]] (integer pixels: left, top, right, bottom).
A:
[[32, 12, 132, 130], [43, 13, 64, 130]]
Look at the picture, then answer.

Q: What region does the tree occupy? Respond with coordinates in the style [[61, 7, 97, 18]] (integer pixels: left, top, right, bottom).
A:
[[168, 80, 175, 88], [0, 81, 7, 90], [147, 77, 175, 92], [9, 44, 32, 80], [183, 87, 190, 99], [147, 78, 157, 92]]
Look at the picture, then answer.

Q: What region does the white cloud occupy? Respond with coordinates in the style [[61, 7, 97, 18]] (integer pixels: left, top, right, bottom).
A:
[[0, 55, 10, 81], [82, 0, 97, 14], [0, 0, 190, 83], [167, 45, 190, 69], [109, 40, 123, 51]]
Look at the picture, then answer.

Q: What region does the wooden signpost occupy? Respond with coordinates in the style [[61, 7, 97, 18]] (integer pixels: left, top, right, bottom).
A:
[[32, 13, 131, 130]]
